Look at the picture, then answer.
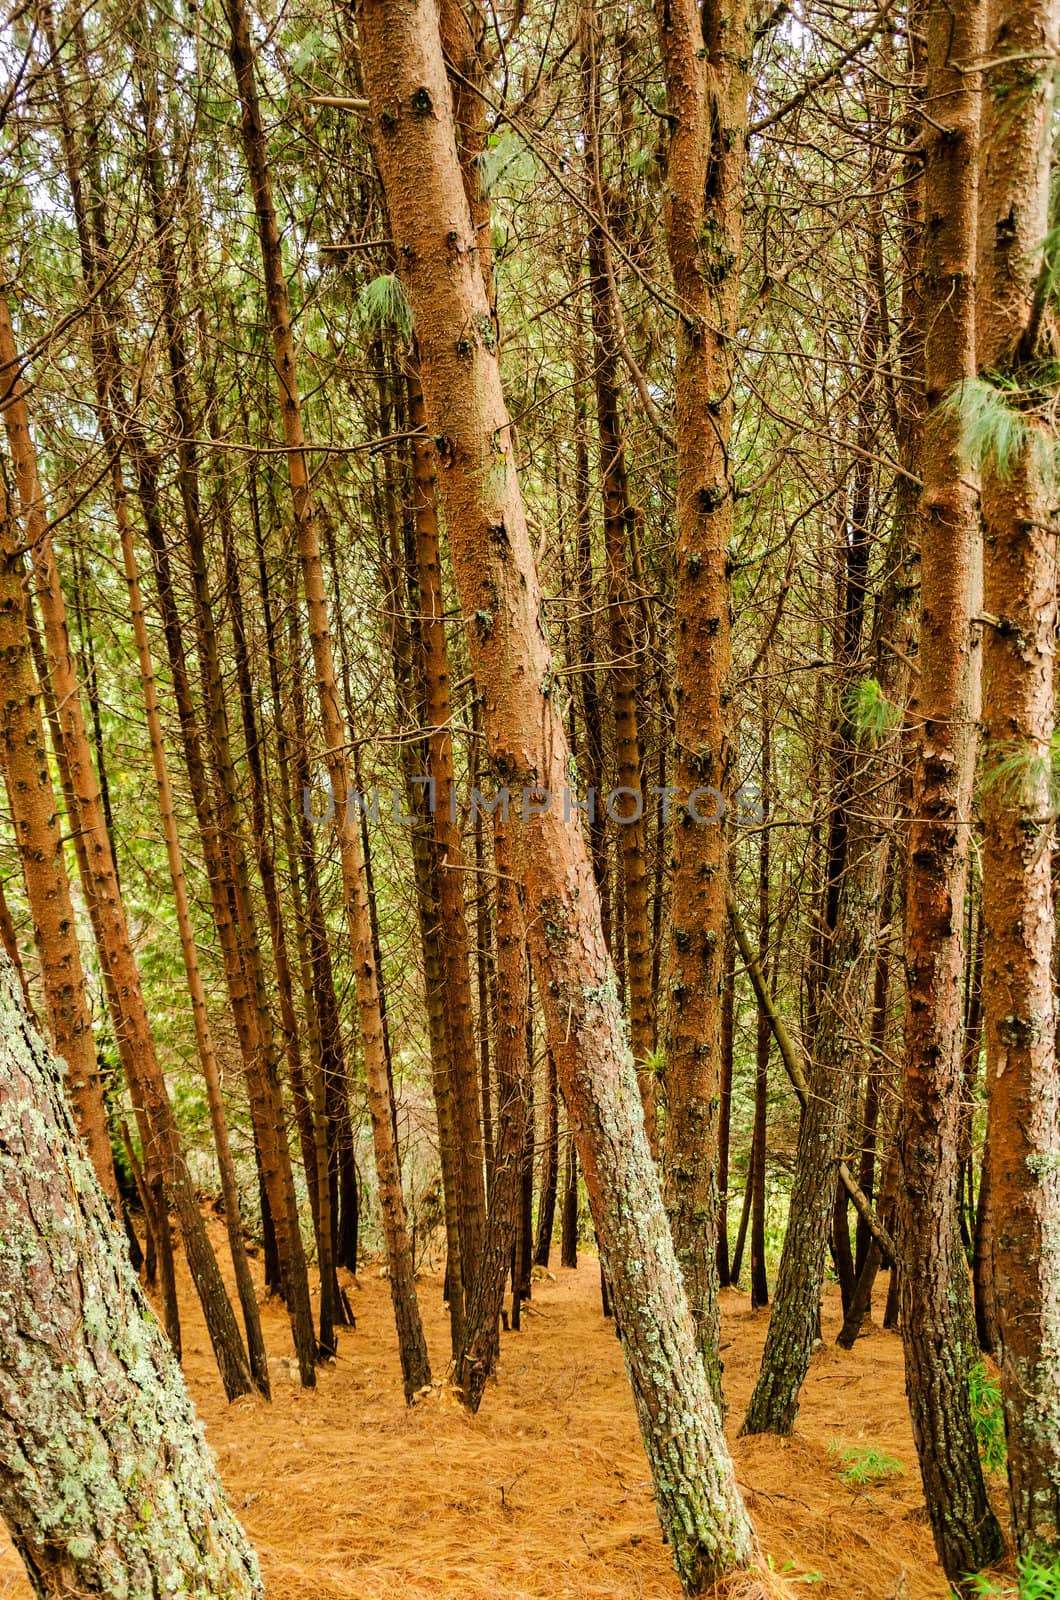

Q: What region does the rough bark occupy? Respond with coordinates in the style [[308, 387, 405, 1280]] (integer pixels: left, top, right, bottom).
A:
[[225, 0, 430, 1400], [0, 280, 254, 1404], [0, 956, 263, 1600], [580, 16, 656, 1142], [0, 483, 116, 1200], [407, 366, 487, 1295], [653, 0, 750, 1388], [457, 814, 529, 1410], [356, 3, 754, 1582], [896, 0, 1004, 1576], [978, 0, 1060, 1555]]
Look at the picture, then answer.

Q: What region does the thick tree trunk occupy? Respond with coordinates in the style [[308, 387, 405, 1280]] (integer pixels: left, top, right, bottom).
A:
[[357, 4, 754, 1583], [0, 956, 263, 1600], [978, 0, 1060, 1555], [896, 0, 1004, 1577], [653, 0, 749, 1391]]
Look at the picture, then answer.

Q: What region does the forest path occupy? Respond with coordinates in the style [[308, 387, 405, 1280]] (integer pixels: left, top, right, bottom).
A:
[[0, 1223, 971, 1598]]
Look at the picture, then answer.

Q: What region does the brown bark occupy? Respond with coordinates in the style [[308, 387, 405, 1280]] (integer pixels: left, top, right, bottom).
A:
[[116, 465, 271, 1397], [0, 483, 115, 1199], [407, 367, 487, 1294], [0, 278, 254, 1403], [978, 0, 1060, 1554], [457, 814, 529, 1409], [534, 1048, 560, 1267], [225, 0, 430, 1400], [896, 0, 1004, 1576], [580, 18, 655, 1141], [357, 3, 754, 1581], [653, 0, 749, 1388]]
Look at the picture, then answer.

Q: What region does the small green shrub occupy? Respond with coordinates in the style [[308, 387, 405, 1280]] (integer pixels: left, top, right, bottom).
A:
[[829, 1440, 904, 1488], [969, 1361, 1007, 1473], [961, 1550, 1060, 1600]]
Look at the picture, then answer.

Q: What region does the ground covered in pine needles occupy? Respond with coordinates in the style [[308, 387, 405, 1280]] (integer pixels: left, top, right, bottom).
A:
[[0, 1221, 991, 1600]]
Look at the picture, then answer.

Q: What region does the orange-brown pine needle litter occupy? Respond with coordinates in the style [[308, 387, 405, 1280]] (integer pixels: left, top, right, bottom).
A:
[[0, 1221, 1005, 1600]]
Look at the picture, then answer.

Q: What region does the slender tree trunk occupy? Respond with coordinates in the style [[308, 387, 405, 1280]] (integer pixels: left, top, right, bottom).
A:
[[561, 1126, 579, 1269], [972, 1140, 1000, 1357], [580, 21, 655, 1143], [534, 1049, 560, 1267], [717, 928, 735, 1287], [407, 367, 487, 1294], [0, 487, 116, 1199], [896, 0, 1004, 1576], [0, 283, 253, 1403], [0, 956, 263, 1600], [978, 0, 1060, 1554], [113, 460, 271, 1395], [358, 7, 754, 1581], [750, 701, 771, 1311], [225, 0, 430, 1399], [457, 814, 529, 1409]]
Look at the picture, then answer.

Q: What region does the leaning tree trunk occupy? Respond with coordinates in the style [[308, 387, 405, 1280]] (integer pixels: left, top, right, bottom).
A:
[[356, 1, 754, 1585], [0, 954, 263, 1600], [896, 0, 1004, 1578], [0, 485, 116, 1201], [653, 0, 750, 1392], [0, 281, 254, 1405], [977, 0, 1060, 1557]]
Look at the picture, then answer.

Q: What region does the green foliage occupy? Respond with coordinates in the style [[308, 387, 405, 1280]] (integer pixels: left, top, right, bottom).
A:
[[948, 378, 1059, 487], [478, 129, 538, 196], [968, 1362, 1007, 1473], [829, 1441, 904, 1488], [356, 272, 412, 340], [845, 677, 901, 745], [980, 729, 1060, 812], [961, 1551, 1060, 1600]]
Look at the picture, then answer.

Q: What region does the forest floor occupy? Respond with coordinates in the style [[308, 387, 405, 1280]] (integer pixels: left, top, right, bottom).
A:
[[0, 1221, 990, 1600]]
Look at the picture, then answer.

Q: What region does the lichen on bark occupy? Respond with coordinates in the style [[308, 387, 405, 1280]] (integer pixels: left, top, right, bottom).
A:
[[0, 958, 262, 1600]]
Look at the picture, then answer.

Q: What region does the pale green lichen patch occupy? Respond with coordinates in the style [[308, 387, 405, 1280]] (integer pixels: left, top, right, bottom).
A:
[[0, 961, 263, 1599]]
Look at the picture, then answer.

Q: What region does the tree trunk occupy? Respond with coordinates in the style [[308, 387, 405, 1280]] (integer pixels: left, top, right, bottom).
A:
[[225, 0, 430, 1401], [0, 488, 116, 1201], [561, 1127, 579, 1269], [717, 929, 735, 1287], [457, 813, 529, 1409], [978, 0, 1060, 1555], [0, 955, 263, 1600], [357, 5, 754, 1583], [580, 18, 656, 1144], [407, 366, 487, 1295], [653, 0, 750, 1393], [750, 699, 771, 1311], [534, 1049, 560, 1267], [0, 281, 254, 1404], [896, 0, 1004, 1576], [115, 454, 271, 1398]]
